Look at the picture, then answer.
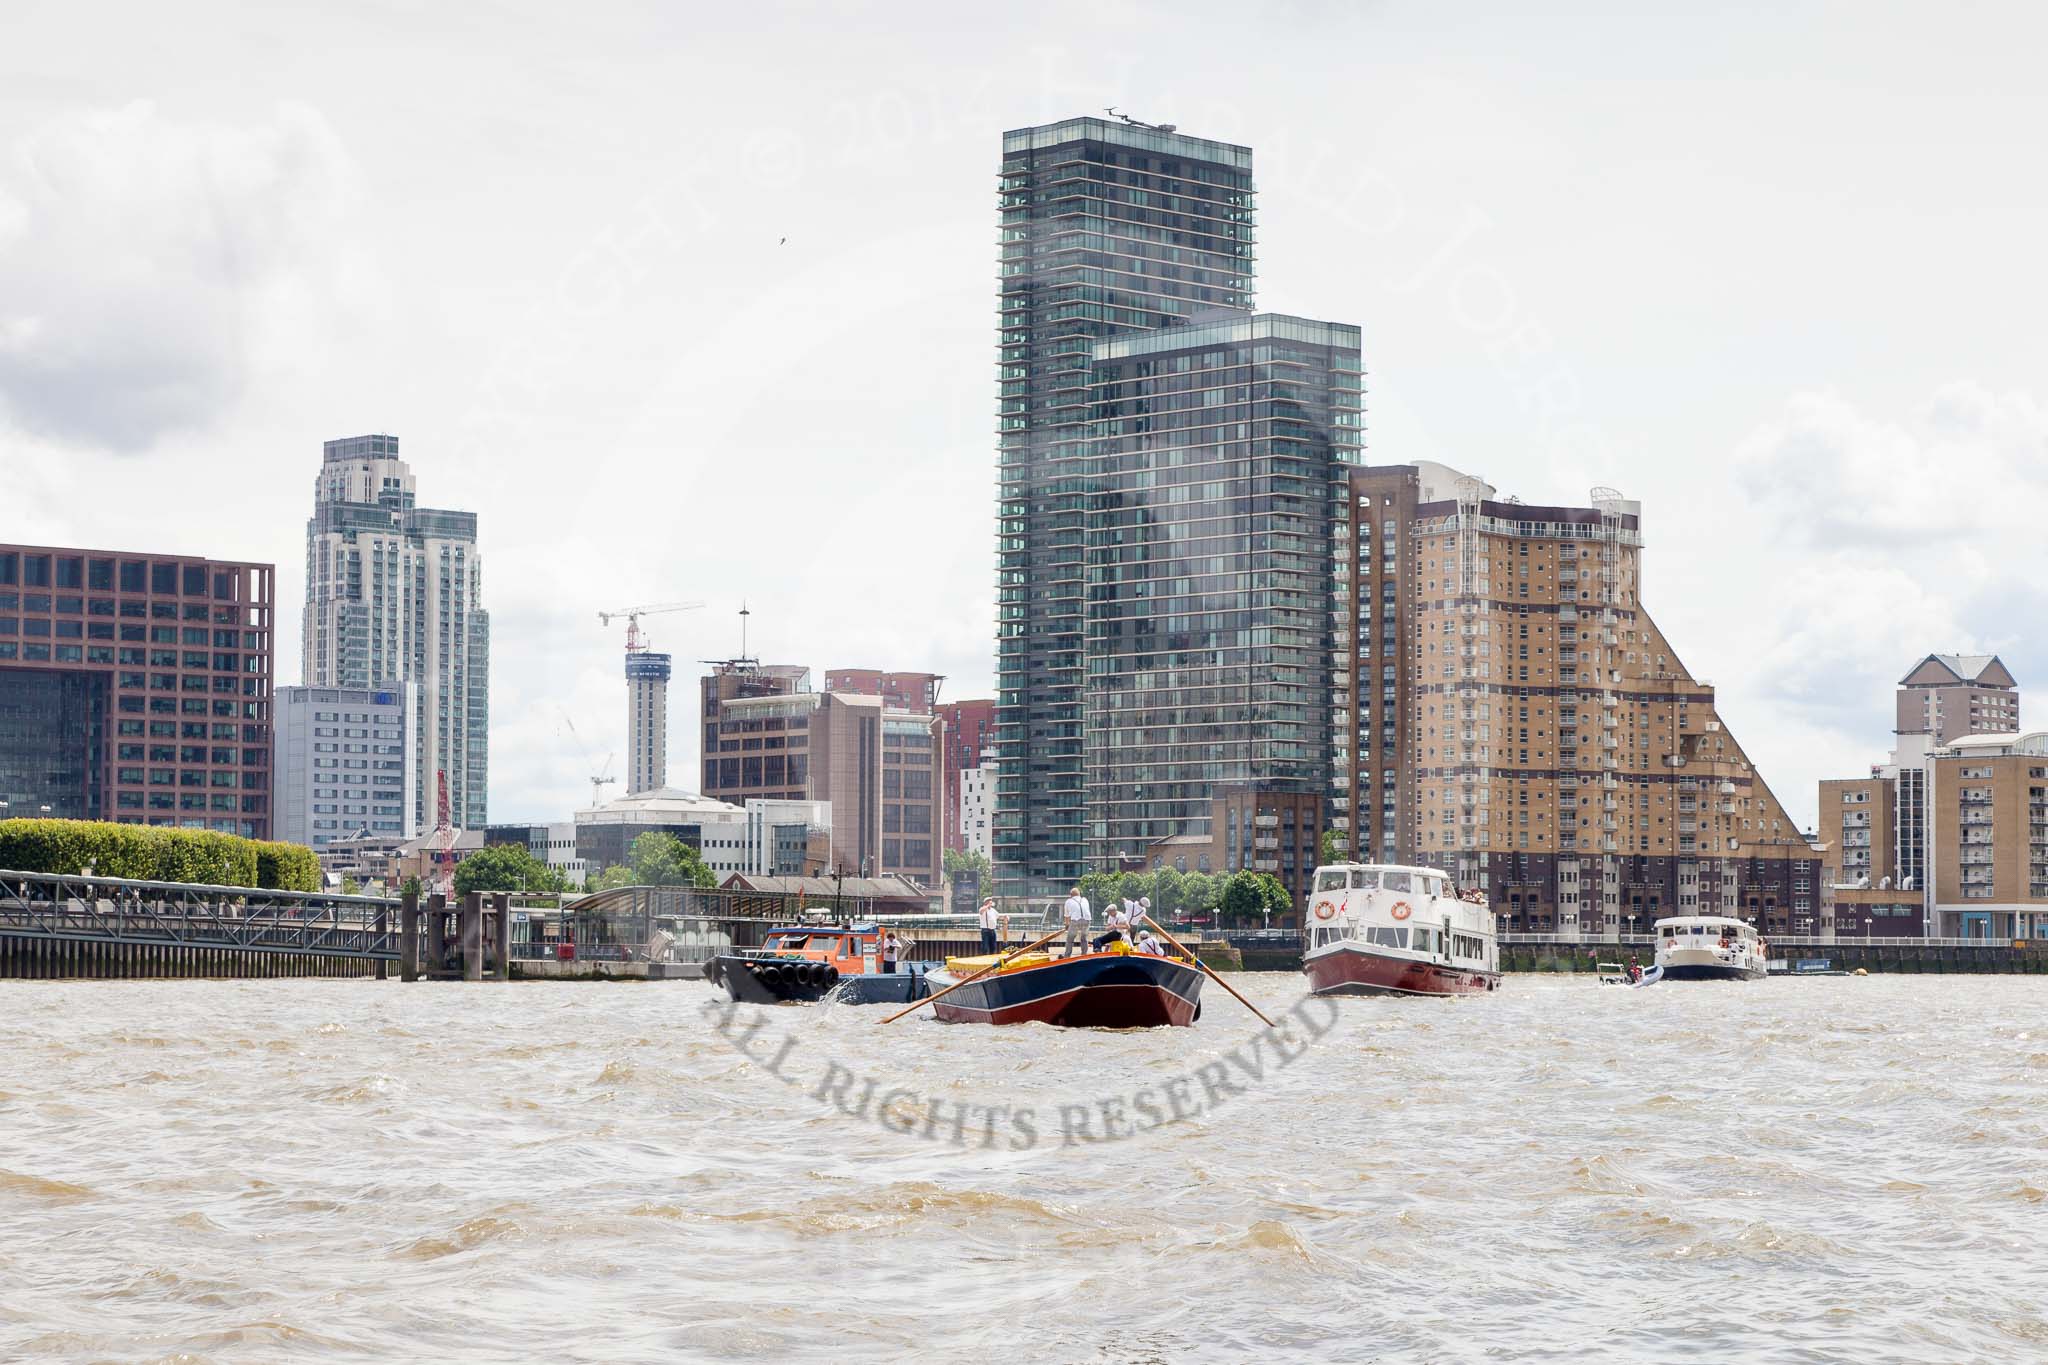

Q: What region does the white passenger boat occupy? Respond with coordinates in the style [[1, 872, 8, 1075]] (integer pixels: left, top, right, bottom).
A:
[[1301, 863, 1500, 997], [1652, 915, 1767, 981]]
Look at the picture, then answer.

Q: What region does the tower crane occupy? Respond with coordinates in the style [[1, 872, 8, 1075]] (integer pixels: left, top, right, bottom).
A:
[[597, 601, 705, 652], [560, 710, 617, 808]]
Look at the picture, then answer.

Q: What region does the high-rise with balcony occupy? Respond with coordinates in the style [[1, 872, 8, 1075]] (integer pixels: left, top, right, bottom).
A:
[[1331, 463, 1825, 940], [993, 116, 1357, 892], [303, 435, 489, 831]]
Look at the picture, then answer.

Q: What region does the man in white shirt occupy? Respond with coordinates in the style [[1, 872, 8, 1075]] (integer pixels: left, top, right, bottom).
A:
[[1134, 929, 1167, 956], [1093, 902, 1129, 952], [1061, 888, 1089, 958], [977, 897, 1000, 954]]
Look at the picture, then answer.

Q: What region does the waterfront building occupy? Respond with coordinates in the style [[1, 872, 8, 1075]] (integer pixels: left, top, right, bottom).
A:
[[0, 543, 275, 837], [482, 821, 587, 889], [274, 684, 417, 850], [935, 698, 995, 855], [1816, 654, 2027, 937], [1141, 783, 1326, 917], [1897, 653, 2019, 745], [1331, 464, 1825, 940], [992, 116, 1360, 893], [573, 787, 827, 881], [625, 649, 671, 795], [302, 434, 489, 831], [1927, 730, 2048, 939]]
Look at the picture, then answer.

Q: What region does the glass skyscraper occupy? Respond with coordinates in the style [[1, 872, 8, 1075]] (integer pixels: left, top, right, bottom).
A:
[[993, 118, 1360, 891]]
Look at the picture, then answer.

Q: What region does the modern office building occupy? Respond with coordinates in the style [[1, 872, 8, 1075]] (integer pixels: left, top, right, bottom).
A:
[[936, 697, 995, 854], [699, 658, 811, 791], [625, 648, 671, 794], [302, 434, 489, 831], [0, 543, 275, 836], [572, 788, 826, 881], [1897, 653, 2019, 745], [274, 684, 416, 850], [1927, 730, 2048, 938], [1330, 464, 1826, 940], [701, 682, 942, 888], [992, 116, 1360, 893]]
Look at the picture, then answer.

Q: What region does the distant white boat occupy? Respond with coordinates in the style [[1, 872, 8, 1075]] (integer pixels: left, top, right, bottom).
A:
[[1653, 915, 1766, 982]]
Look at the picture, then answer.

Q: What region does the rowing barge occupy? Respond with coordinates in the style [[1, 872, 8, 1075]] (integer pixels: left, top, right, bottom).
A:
[[923, 947, 1205, 1028]]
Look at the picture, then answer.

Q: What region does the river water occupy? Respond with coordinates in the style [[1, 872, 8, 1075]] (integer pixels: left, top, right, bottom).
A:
[[2, 973, 2044, 1363]]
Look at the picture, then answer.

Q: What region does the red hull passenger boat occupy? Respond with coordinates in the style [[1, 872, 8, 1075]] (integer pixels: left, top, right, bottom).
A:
[[925, 949, 1205, 1027], [1300, 862, 1501, 999]]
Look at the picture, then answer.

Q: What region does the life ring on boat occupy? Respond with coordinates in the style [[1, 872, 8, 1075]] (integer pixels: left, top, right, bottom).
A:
[[1313, 900, 1338, 921], [1389, 901, 1414, 921]]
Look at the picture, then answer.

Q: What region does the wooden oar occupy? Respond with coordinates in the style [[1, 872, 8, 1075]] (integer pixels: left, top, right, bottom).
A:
[[1142, 916, 1275, 1028], [881, 926, 1066, 1024]]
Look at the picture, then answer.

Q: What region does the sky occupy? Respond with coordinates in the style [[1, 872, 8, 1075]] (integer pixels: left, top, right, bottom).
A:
[[3, 0, 2044, 830]]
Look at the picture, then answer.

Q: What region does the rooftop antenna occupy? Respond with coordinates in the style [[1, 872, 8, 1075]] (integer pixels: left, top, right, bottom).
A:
[[739, 600, 751, 663]]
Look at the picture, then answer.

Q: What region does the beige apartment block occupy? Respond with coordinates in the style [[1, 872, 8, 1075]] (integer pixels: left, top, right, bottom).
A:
[[1332, 463, 1825, 942]]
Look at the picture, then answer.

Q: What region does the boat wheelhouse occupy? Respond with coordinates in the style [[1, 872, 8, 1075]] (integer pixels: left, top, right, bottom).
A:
[[1301, 862, 1500, 998], [1651, 915, 1767, 982]]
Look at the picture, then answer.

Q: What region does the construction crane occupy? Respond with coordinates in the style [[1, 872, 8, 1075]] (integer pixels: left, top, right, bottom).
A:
[[597, 601, 705, 652], [425, 769, 458, 897], [560, 710, 617, 808]]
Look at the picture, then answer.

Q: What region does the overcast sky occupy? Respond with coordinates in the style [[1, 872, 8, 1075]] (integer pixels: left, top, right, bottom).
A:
[[5, 1, 2044, 829]]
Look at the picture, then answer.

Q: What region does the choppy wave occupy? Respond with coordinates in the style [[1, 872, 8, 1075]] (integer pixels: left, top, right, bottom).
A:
[[3, 975, 2047, 1361]]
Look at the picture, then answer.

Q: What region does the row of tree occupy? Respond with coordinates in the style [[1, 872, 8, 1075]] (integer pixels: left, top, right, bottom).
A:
[[1074, 867, 1294, 926], [451, 831, 716, 897]]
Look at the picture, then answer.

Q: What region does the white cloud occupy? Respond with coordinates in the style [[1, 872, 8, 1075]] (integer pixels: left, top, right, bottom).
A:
[[0, 100, 375, 452], [1717, 383, 2048, 825], [1732, 382, 2048, 546]]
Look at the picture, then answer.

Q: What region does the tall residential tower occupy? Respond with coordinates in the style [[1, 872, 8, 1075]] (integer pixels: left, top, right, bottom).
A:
[[992, 116, 1357, 892], [303, 434, 489, 831]]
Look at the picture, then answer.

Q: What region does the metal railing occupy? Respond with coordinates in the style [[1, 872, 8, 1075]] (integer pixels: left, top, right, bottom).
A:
[[0, 867, 399, 959]]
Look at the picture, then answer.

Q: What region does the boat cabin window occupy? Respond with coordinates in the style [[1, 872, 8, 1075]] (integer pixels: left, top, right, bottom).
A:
[[1315, 870, 1348, 893], [1363, 926, 1408, 950], [1423, 874, 1445, 897], [1382, 871, 1413, 893], [1350, 869, 1380, 890]]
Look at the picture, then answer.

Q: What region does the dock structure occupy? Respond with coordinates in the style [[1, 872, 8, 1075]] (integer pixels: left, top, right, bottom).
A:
[[0, 867, 397, 979], [0, 870, 1064, 981]]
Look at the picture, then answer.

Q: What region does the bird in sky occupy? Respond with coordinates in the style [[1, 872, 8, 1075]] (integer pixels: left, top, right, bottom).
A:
[[778, 236, 786, 246]]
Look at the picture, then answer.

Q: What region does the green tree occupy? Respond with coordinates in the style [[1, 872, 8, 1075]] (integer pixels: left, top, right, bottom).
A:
[[340, 876, 361, 896], [627, 831, 716, 889], [1319, 827, 1348, 865], [399, 875, 423, 900], [1149, 866, 1184, 918], [942, 846, 992, 884], [1177, 871, 1220, 915], [1253, 873, 1293, 916], [1218, 870, 1264, 924], [1076, 871, 1118, 910], [454, 842, 566, 896], [591, 863, 635, 891]]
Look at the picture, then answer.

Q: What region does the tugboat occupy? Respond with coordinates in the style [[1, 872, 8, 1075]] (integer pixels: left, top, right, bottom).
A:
[[922, 944, 1206, 1028], [1652, 915, 1767, 981], [1300, 862, 1500, 997], [704, 924, 934, 1005]]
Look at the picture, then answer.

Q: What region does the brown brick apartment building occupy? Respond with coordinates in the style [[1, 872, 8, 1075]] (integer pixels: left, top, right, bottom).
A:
[[0, 544, 275, 837], [1331, 464, 1824, 940]]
